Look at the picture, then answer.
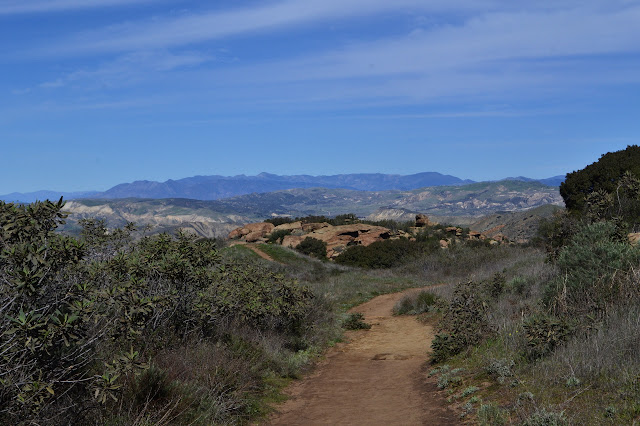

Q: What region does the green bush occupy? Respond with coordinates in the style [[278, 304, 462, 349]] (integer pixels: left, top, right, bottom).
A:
[[521, 408, 567, 426], [560, 145, 640, 225], [295, 237, 327, 259], [335, 238, 437, 269], [431, 281, 491, 363], [477, 403, 507, 426], [393, 290, 438, 315], [342, 312, 371, 330], [0, 199, 319, 424], [522, 314, 575, 360], [267, 229, 292, 244], [544, 221, 640, 314]]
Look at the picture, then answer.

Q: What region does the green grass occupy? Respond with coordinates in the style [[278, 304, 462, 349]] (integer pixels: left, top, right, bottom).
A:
[[258, 244, 310, 264]]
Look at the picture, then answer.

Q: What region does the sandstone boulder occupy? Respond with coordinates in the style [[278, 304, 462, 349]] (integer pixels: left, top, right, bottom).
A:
[[228, 222, 274, 241], [439, 239, 449, 249], [302, 222, 331, 232], [468, 231, 483, 240], [629, 233, 640, 246], [303, 223, 393, 258], [282, 235, 305, 248], [274, 221, 303, 232], [415, 214, 432, 227]]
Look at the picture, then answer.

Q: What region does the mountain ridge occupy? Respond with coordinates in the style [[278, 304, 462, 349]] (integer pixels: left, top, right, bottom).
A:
[[1, 172, 564, 203], [60, 181, 564, 239]]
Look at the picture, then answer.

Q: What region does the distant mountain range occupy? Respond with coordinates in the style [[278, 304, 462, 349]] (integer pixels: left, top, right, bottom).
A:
[[60, 181, 564, 239], [1, 172, 564, 203]]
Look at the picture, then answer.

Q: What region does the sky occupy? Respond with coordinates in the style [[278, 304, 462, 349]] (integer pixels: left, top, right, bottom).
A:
[[1, 0, 640, 193]]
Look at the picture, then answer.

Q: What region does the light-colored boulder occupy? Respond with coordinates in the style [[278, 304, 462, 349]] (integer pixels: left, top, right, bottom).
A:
[[439, 239, 449, 249], [274, 221, 303, 232], [302, 222, 331, 232], [629, 233, 640, 246], [227, 222, 274, 241], [282, 235, 304, 248]]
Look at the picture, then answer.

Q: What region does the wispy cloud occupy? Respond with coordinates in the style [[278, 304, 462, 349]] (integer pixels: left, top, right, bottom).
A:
[[43, 0, 505, 55], [37, 50, 214, 90], [0, 0, 155, 15], [39, 0, 639, 57]]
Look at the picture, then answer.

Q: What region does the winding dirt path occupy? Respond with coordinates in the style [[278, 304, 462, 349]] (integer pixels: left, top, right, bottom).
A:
[[266, 288, 457, 425]]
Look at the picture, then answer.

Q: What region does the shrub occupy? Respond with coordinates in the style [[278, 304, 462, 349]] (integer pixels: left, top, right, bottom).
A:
[[507, 276, 528, 295], [461, 386, 479, 398], [477, 403, 507, 426], [267, 229, 292, 244], [393, 290, 438, 315], [431, 281, 491, 362], [483, 272, 506, 299], [335, 238, 436, 269], [560, 145, 640, 225], [521, 408, 567, 426], [0, 199, 321, 424], [522, 314, 575, 360], [295, 237, 327, 259], [342, 313, 371, 330], [486, 358, 515, 384], [544, 221, 640, 314]]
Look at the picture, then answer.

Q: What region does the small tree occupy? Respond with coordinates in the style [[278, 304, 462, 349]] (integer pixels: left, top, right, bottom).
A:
[[295, 237, 327, 259]]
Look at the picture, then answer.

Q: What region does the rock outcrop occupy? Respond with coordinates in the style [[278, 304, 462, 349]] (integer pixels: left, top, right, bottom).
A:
[[282, 223, 393, 258], [228, 212, 512, 259], [228, 221, 398, 258], [415, 214, 433, 227], [228, 222, 274, 242]]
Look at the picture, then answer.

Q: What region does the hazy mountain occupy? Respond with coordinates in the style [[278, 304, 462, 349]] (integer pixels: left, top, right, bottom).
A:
[[93, 172, 475, 200], [0, 190, 99, 204], [62, 180, 563, 238], [1, 173, 564, 203]]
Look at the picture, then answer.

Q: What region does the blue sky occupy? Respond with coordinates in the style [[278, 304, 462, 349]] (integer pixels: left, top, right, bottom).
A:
[[2, 0, 640, 193]]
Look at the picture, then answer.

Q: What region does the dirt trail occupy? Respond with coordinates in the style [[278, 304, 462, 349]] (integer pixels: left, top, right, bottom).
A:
[[229, 242, 277, 262], [266, 288, 457, 425]]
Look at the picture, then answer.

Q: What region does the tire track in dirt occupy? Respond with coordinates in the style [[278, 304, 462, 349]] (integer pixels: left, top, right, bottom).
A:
[[266, 288, 457, 425]]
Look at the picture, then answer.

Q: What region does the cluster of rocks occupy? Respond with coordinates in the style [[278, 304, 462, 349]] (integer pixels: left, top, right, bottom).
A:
[[228, 221, 410, 258], [227, 214, 512, 258]]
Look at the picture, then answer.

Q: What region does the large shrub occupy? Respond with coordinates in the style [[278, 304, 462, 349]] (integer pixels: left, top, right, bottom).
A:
[[544, 221, 640, 315], [431, 281, 491, 362], [0, 199, 316, 424], [335, 238, 437, 269], [295, 237, 327, 259], [560, 145, 640, 226]]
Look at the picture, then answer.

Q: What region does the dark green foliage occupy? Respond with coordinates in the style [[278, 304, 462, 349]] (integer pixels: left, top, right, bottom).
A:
[[335, 238, 437, 269], [544, 221, 640, 314], [267, 229, 292, 244], [534, 210, 582, 259], [295, 237, 327, 259], [0, 199, 318, 424], [483, 272, 506, 299], [431, 281, 491, 363], [560, 145, 640, 226], [342, 312, 371, 330], [522, 314, 576, 360]]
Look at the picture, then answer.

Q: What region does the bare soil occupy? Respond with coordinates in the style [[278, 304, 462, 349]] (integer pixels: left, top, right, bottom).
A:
[[266, 288, 458, 425]]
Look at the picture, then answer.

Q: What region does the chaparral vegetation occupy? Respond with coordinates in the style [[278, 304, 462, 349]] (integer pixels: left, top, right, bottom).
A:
[[2, 146, 639, 425]]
